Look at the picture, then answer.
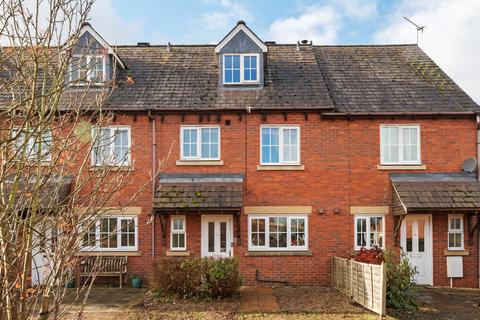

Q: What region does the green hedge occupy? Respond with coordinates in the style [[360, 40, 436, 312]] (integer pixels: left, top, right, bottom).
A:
[[151, 257, 242, 299]]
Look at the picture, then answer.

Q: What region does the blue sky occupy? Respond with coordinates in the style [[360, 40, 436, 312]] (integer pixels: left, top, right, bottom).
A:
[[89, 0, 479, 103]]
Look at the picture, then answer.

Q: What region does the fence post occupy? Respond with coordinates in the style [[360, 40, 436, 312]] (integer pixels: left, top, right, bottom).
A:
[[380, 262, 387, 319]]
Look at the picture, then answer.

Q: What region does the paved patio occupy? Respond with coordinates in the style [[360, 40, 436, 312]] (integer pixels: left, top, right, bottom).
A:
[[61, 288, 146, 320], [239, 286, 280, 313], [416, 286, 480, 320]]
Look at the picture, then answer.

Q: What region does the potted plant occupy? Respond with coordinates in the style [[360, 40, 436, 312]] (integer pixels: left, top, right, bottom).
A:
[[64, 271, 75, 288], [130, 275, 142, 288]]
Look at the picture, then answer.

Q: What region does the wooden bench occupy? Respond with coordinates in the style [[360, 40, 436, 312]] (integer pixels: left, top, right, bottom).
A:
[[78, 256, 128, 288]]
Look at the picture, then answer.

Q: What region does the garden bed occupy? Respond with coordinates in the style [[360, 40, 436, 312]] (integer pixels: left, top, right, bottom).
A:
[[273, 286, 373, 315], [129, 291, 239, 320]]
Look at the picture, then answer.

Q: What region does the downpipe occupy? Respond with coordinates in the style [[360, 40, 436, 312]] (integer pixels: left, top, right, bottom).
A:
[[477, 115, 480, 288], [151, 115, 157, 259]]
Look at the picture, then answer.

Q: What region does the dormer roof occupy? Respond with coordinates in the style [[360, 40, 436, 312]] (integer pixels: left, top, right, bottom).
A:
[[215, 21, 267, 53], [72, 22, 126, 69]]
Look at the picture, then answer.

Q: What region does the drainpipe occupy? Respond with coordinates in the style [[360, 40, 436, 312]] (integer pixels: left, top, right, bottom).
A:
[[151, 113, 157, 259], [477, 115, 480, 288]]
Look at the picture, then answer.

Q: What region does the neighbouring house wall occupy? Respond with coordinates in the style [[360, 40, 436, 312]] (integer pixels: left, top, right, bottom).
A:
[[432, 213, 479, 288]]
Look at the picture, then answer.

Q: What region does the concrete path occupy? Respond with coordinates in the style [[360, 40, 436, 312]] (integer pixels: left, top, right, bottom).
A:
[[61, 288, 146, 320], [239, 286, 280, 313], [418, 286, 480, 320]]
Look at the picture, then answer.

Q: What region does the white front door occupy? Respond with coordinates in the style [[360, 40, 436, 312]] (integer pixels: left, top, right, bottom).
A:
[[400, 214, 433, 285], [201, 215, 233, 258], [32, 220, 57, 285]]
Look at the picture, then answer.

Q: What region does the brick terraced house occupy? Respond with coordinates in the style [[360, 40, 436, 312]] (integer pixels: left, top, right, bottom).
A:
[[33, 21, 480, 287]]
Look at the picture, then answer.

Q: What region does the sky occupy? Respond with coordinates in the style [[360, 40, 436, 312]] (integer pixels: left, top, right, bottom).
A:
[[15, 0, 480, 103]]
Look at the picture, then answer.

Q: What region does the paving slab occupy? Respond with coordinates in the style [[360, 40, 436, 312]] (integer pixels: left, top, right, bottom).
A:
[[60, 288, 146, 319], [239, 286, 280, 313], [417, 286, 480, 320]]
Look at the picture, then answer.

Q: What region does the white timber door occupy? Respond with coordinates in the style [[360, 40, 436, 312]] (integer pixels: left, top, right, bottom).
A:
[[31, 220, 57, 285], [201, 215, 233, 258], [400, 214, 433, 285]]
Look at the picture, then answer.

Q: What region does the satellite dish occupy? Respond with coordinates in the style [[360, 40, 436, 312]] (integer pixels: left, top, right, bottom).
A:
[[462, 158, 477, 173]]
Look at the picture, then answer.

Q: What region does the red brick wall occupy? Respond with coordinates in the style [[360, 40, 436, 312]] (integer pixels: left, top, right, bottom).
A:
[[106, 113, 479, 288]]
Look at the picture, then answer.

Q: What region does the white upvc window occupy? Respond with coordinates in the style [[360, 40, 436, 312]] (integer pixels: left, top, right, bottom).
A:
[[180, 126, 220, 160], [70, 54, 106, 85], [261, 126, 300, 165], [81, 216, 138, 252], [380, 125, 421, 165], [223, 53, 260, 84], [248, 215, 308, 251], [12, 128, 52, 162], [170, 215, 186, 251], [91, 126, 131, 166], [448, 214, 464, 250], [354, 215, 385, 250]]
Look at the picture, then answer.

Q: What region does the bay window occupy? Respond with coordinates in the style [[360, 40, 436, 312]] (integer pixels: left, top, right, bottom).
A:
[[248, 215, 308, 251]]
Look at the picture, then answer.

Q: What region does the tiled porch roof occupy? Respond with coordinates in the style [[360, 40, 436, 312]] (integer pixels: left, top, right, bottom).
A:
[[390, 172, 480, 215], [153, 173, 243, 211]]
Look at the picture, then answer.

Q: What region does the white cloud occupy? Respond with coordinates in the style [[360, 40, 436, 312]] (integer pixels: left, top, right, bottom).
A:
[[335, 0, 377, 19], [89, 0, 145, 45], [195, 0, 252, 41], [266, 5, 339, 44], [265, 0, 377, 45], [375, 0, 480, 104]]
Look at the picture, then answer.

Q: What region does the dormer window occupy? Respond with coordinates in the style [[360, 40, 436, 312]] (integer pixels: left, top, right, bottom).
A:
[[70, 55, 105, 85], [223, 54, 259, 84]]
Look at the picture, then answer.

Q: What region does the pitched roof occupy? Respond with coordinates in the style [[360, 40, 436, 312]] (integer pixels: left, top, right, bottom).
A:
[[153, 173, 243, 211], [102, 44, 334, 111], [390, 173, 480, 214], [100, 43, 477, 113], [314, 45, 478, 113]]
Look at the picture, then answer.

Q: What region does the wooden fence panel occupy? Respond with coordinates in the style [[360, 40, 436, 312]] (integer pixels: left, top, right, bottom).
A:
[[331, 257, 386, 317]]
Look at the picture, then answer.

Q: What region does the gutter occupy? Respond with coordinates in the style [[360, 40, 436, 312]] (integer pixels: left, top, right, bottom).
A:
[[321, 111, 479, 118]]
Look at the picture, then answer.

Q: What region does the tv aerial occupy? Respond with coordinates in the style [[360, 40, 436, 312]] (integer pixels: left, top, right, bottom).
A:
[[403, 16, 425, 45]]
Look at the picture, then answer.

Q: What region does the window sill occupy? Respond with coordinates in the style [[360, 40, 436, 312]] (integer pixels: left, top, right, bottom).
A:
[[245, 250, 312, 257], [78, 251, 141, 257], [257, 164, 305, 171], [166, 250, 191, 257], [89, 165, 134, 171], [444, 250, 469, 256], [176, 160, 224, 166], [377, 164, 426, 170]]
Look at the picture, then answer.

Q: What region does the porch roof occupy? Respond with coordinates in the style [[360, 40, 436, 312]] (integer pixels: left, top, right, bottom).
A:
[[390, 172, 480, 215], [1, 174, 73, 211], [153, 173, 243, 212]]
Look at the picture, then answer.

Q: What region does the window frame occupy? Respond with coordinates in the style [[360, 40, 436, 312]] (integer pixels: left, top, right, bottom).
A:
[[260, 125, 301, 165], [80, 215, 138, 252], [170, 215, 187, 251], [448, 214, 464, 250], [222, 53, 260, 85], [180, 125, 221, 161], [247, 214, 308, 251], [380, 125, 421, 165], [354, 214, 386, 251], [69, 54, 107, 85], [91, 125, 131, 167], [12, 127, 52, 162]]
